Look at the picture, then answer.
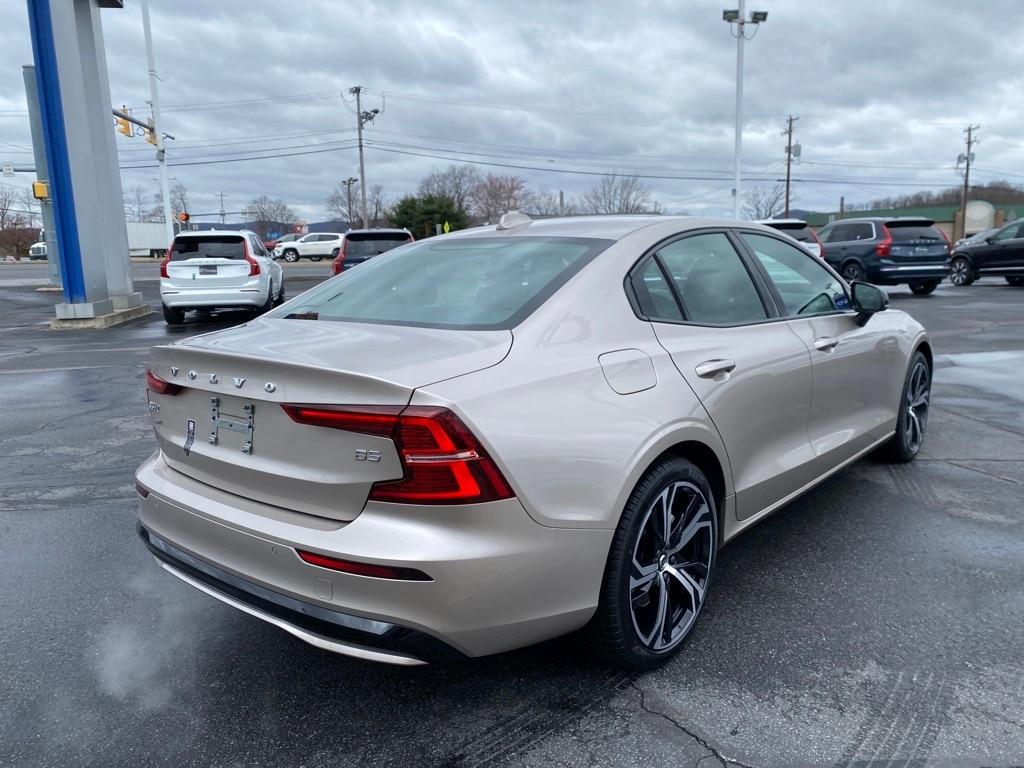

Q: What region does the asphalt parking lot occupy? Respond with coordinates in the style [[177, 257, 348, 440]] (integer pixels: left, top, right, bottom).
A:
[[1, 262, 1022, 767]]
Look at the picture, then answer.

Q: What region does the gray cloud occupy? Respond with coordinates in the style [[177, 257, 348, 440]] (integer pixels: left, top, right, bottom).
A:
[[2, 0, 1022, 220]]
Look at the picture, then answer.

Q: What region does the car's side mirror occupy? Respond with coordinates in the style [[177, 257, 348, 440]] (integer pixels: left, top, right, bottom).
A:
[[850, 281, 887, 326]]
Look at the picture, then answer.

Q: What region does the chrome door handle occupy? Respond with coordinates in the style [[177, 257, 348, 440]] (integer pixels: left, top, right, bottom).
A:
[[814, 337, 840, 352], [695, 359, 737, 378]]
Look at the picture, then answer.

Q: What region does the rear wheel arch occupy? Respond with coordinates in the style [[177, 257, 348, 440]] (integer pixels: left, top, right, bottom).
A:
[[915, 340, 934, 373]]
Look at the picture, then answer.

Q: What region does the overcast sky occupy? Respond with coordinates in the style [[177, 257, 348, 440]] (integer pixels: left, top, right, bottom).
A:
[[2, 0, 1023, 223]]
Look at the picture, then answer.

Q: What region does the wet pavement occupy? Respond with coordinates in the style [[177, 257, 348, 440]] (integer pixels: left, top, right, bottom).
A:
[[1, 269, 1022, 768]]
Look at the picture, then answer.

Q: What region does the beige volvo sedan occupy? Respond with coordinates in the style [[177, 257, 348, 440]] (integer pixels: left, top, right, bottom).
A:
[[136, 214, 931, 669]]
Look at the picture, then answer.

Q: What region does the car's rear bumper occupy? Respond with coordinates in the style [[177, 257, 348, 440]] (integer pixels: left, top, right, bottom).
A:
[[160, 279, 268, 309], [135, 451, 610, 661], [870, 263, 949, 284]]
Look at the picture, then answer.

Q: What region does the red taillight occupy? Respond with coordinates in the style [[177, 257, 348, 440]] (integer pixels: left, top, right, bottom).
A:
[[244, 239, 260, 276], [281, 404, 514, 505], [160, 242, 173, 278], [935, 226, 952, 253], [145, 368, 182, 396], [295, 549, 431, 581], [332, 241, 347, 276], [876, 226, 893, 258]]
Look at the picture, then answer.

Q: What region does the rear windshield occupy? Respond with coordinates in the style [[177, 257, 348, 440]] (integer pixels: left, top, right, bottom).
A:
[[344, 232, 413, 258], [886, 223, 944, 242], [768, 223, 815, 242], [171, 235, 246, 260], [274, 236, 611, 330]]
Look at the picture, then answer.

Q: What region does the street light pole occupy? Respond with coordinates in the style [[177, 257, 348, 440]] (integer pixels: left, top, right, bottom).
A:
[[723, 4, 767, 219], [140, 0, 173, 244]]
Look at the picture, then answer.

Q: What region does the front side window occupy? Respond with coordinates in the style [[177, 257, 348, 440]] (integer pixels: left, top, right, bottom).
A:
[[654, 233, 767, 325], [274, 236, 610, 330], [994, 222, 1022, 241], [741, 233, 850, 316]]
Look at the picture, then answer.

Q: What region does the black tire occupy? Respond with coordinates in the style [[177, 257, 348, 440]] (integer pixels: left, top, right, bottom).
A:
[[282, 249, 299, 263], [162, 303, 185, 325], [841, 260, 866, 283], [949, 255, 974, 286], [308, 255, 323, 262], [1005, 276, 1024, 287], [588, 456, 718, 670], [273, 278, 286, 306], [909, 280, 939, 296], [878, 351, 930, 463]]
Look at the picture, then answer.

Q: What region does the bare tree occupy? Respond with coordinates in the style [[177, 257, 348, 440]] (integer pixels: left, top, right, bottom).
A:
[[581, 173, 660, 215], [246, 195, 298, 239], [0, 184, 21, 231], [742, 183, 786, 219], [123, 184, 152, 222], [0, 184, 34, 260], [18, 188, 40, 229], [369, 184, 388, 226], [326, 181, 359, 224], [530, 190, 579, 217], [471, 174, 533, 222], [150, 180, 190, 221], [418, 165, 481, 213]]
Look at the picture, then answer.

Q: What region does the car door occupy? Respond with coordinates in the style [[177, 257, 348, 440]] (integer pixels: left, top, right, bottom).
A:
[[631, 231, 816, 521], [819, 222, 853, 270], [983, 222, 1024, 272], [737, 231, 904, 473]]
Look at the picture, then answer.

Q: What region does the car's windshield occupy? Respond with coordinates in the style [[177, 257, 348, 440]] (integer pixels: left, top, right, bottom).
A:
[[170, 236, 246, 260], [274, 236, 610, 329]]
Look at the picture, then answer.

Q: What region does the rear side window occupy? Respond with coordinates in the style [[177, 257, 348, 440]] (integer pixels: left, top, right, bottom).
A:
[[768, 223, 815, 242], [344, 233, 413, 258], [632, 259, 683, 321], [654, 233, 767, 325], [849, 223, 875, 240], [886, 223, 944, 242], [275, 236, 610, 330], [170, 236, 245, 261]]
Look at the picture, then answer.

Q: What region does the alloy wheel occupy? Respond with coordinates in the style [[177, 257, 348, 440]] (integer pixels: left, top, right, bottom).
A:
[[950, 258, 971, 285], [904, 360, 930, 453], [629, 481, 714, 652], [842, 262, 865, 282]]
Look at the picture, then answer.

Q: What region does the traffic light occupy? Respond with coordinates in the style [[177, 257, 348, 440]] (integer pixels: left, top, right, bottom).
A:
[[178, 211, 190, 223], [144, 121, 157, 146], [31, 180, 49, 201], [115, 106, 133, 138]]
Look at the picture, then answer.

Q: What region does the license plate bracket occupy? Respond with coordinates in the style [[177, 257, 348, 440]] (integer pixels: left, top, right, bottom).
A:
[[208, 397, 254, 454]]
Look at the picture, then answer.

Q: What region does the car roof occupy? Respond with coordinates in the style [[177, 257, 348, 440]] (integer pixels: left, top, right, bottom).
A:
[[756, 218, 809, 226], [174, 229, 253, 238], [832, 216, 935, 226], [344, 228, 411, 236], [442, 215, 766, 242]]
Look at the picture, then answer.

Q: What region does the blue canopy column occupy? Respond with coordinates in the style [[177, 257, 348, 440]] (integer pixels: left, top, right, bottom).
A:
[[26, 0, 147, 326]]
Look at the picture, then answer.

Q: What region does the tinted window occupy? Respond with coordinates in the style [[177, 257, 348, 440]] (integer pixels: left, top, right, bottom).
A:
[[822, 224, 851, 243], [655, 233, 767, 325], [767, 222, 815, 242], [849, 223, 875, 240], [344, 232, 413, 258], [886, 223, 944, 242], [741, 233, 850, 316], [993, 223, 1022, 241], [275, 236, 609, 330], [171, 235, 245, 261], [632, 259, 683, 321]]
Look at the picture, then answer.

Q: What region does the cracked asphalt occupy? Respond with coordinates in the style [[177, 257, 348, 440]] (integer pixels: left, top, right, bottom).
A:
[[1, 262, 1022, 767]]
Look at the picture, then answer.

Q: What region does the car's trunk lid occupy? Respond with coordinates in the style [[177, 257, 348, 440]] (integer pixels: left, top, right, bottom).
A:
[[147, 318, 511, 521], [885, 221, 949, 262]]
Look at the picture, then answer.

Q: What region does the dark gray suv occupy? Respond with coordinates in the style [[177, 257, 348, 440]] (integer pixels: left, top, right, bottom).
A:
[[817, 217, 951, 295]]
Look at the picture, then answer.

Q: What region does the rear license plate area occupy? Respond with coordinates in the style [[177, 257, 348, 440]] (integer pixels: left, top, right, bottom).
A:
[[199, 265, 218, 275]]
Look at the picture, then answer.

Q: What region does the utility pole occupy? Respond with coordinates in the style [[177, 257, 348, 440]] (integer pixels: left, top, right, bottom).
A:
[[140, 0, 173, 244], [349, 86, 379, 229], [839, 196, 845, 220], [957, 124, 980, 239], [783, 114, 799, 217], [216, 192, 227, 224], [341, 176, 358, 225], [559, 189, 565, 216]]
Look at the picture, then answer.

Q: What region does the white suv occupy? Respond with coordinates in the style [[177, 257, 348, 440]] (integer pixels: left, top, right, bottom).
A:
[[160, 230, 284, 325], [274, 232, 343, 262]]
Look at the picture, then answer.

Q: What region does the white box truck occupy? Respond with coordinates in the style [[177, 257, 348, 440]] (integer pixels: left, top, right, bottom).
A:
[[27, 222, 169, 260]]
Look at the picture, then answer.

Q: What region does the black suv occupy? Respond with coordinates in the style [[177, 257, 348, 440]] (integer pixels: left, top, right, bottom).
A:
[[816, 217, 951, 295], [948, 219, 1024, 286]]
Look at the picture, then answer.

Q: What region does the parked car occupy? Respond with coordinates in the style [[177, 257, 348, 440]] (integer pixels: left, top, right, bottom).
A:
[[816, 217, 951, 295], [274, 232, 343, 262], [138, 214, 930, 669], [265, 232, 300, 253], [948, 219, 1024, 286], [28, 241, 47, 260], [159, 229, 284, 324], [330, 228, 415, 275], [757, 218, 824, 258]]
